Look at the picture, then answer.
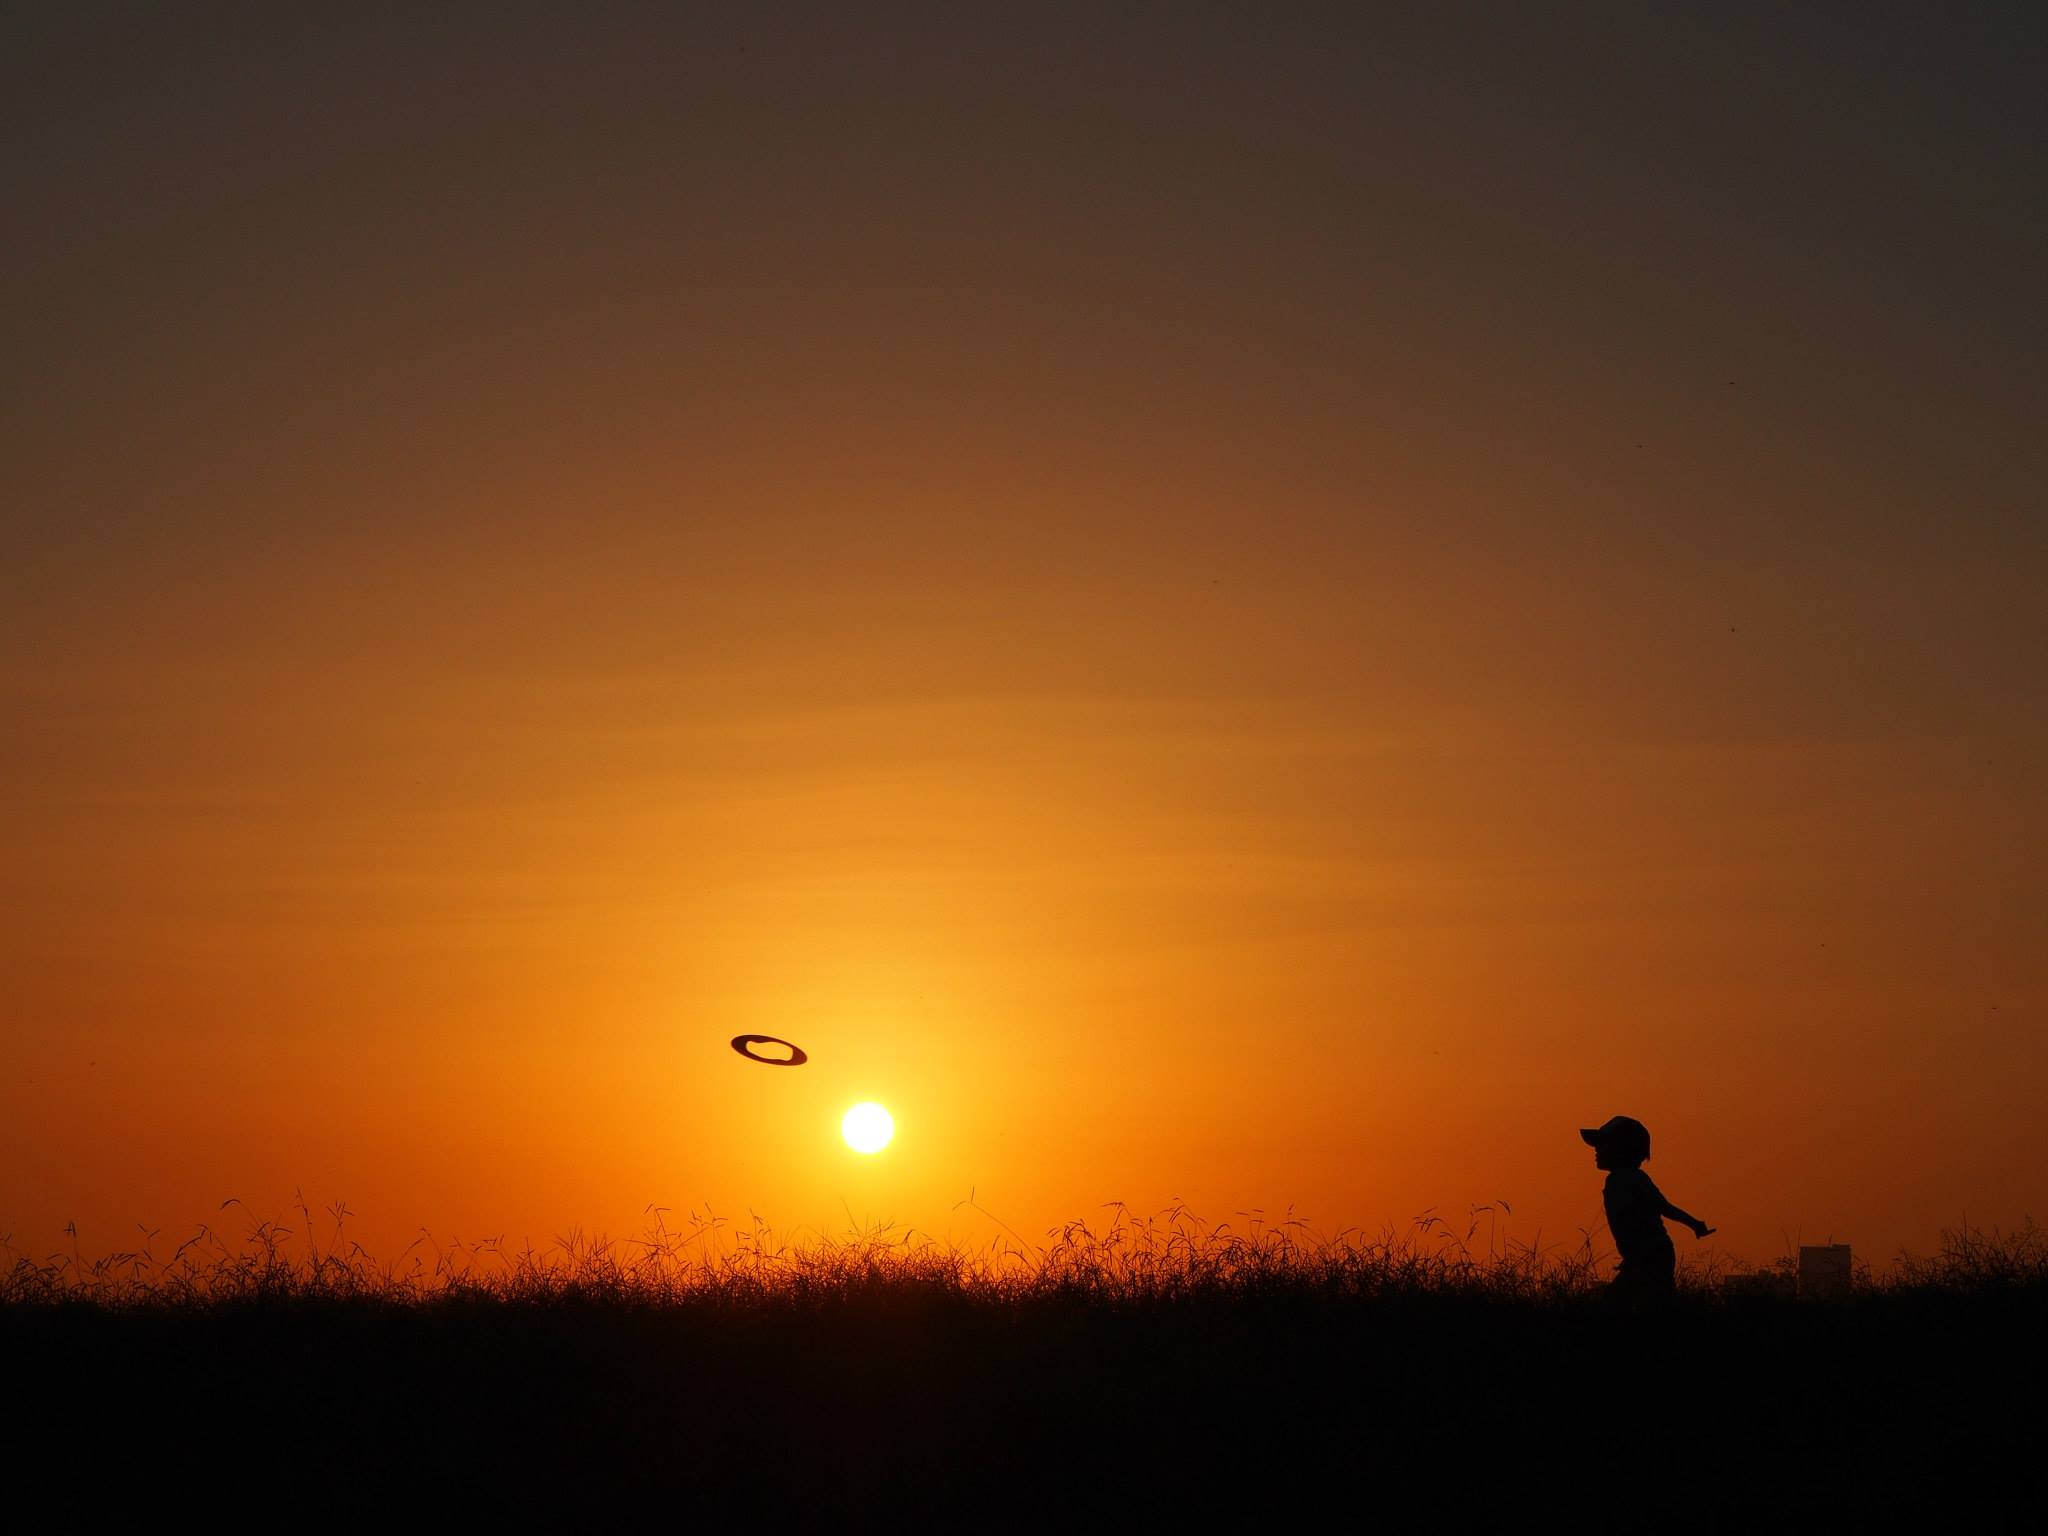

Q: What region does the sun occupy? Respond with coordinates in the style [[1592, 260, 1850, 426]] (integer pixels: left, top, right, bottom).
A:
[[841, 1102, 894, 1154]]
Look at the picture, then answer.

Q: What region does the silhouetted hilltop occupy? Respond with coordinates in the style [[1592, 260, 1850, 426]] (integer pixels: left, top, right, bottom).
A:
[[5, 1211, 2041, 1524]]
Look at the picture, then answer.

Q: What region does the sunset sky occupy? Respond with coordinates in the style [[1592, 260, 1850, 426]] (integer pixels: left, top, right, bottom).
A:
[[5, 3, 2042, 1269]]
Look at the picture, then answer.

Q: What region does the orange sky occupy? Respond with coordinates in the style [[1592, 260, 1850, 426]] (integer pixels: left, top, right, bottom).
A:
[[4, 4, 2043, 1269]]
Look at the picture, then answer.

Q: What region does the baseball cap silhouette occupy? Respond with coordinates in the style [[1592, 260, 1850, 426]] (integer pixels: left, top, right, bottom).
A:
[[1580, 1115, 1651, 1161]]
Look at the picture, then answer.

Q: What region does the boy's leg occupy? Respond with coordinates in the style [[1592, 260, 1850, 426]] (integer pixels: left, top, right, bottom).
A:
[[1643, 1245, 1678, 1300], [1607, 1252, 1677, 1307]]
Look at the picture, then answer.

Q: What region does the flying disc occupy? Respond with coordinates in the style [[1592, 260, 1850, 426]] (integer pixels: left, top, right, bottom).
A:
[[730, 1034, 808, 1066]]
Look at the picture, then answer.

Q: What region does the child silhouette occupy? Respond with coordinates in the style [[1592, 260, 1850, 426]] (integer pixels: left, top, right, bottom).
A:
[[1580, 1115, 1714, 1301]]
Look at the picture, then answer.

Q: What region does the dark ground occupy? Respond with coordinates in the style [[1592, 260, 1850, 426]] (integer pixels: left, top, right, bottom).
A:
[[6, 1286, 2041, 1528]]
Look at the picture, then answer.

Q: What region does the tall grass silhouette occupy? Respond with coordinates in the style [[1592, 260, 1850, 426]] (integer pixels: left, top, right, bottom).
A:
[[5, 1197, 2041, 1524], [7, 1194, 2040, 1308]]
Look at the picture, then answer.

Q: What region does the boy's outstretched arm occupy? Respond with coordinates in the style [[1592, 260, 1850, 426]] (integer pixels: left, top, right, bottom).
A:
[[1659, 1196, 1715, 1238]]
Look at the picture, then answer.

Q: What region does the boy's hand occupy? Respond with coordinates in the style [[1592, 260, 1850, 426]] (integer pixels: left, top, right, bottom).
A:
[[1691, 1220, 1716, 1239]]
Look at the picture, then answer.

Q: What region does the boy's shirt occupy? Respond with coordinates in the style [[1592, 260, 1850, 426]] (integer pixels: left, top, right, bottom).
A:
[[1603, 1167, 1676, 1260]]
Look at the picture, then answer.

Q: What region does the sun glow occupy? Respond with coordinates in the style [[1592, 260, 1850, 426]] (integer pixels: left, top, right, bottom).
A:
[[841, 1102, 894, 1154]]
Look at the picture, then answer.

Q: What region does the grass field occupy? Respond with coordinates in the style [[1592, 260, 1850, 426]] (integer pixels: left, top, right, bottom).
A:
[[6, 1206, 2041, 1526]]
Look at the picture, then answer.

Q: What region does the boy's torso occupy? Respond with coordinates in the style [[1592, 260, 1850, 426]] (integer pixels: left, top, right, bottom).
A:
[[1603, 1168, 1675, 1259]]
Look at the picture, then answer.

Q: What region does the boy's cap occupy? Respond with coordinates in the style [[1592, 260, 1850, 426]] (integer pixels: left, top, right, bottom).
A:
[[1580, 1115, 1651, 1160]]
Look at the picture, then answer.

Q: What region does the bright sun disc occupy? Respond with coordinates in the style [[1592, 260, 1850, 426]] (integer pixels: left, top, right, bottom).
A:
[[841, 1102, 894, 1154]]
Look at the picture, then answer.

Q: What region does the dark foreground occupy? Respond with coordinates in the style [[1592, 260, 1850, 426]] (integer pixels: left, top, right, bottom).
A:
[[7, 1284, 2042, 1527]]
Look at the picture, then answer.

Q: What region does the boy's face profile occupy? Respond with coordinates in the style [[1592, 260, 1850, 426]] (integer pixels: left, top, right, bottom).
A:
[[1591, 1142, 1639, 1172], [1581, 1116, 1651, 1173]]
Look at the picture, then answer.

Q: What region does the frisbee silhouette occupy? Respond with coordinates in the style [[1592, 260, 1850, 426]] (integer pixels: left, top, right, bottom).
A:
[[730, 1034, 808, 1067]]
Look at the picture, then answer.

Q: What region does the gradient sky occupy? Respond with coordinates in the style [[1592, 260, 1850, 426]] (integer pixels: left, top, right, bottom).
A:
[[5, 2, 2043, 1269]]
